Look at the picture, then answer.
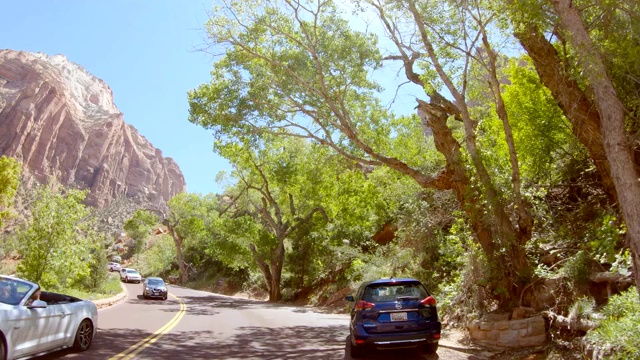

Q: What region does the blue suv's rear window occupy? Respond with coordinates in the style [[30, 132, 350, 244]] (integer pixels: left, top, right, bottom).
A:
[[363, 282, 428, 303]]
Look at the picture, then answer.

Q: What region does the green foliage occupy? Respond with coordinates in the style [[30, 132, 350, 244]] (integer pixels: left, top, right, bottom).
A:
[[0, 155, 21, 230], [124, 210, 158, 260], [502, 59, 587, 184], [586, 288, 640, 359], [180, 0, 640, 315], [394, 191, 464, 292], [572, 0, 640, 126], [189, 0, 417, 183], [609, 250, 632, 277], [0, 232, 19, 261], [136, 234, 177, 278], [587, 212, 625, 264], [198, 214, 255, 272], [82, 231, 109, 291], [58, 273, 122, 301], [568, 296, 597, 324], [560, 250, 592, 289], [436, 240, 493, 324], [473, 57, 586, 189], [16, 186, 93, 289], [167, 192, 217, 243]]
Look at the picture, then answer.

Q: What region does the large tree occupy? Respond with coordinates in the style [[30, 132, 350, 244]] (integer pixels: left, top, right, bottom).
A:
[[550, 0, 640, 295], [505, 0, 640, 294], [364, 0, 538, 307], [124, 210, 157, 263], [162, 193, 218, 285], [216, 136, 329, 301], [16, 186, 92, 288], [190, 0, 539, 307]]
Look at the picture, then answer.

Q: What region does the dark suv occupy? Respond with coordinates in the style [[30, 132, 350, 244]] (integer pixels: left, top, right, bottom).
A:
[[345, 278, 441, 357]]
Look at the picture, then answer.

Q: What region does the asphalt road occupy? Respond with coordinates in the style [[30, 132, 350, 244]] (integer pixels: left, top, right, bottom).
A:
[[35, 283, 483, 360]]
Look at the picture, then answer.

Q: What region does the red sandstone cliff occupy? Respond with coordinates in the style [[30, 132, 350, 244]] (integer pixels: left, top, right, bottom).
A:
[[0, 49, 186, 209]]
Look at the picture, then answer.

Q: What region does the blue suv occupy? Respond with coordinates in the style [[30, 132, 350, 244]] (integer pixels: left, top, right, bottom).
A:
[[345, 278, 441, 357]]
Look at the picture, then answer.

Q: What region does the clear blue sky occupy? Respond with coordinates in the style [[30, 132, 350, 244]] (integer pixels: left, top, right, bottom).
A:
[[1, 0, 229, 195]]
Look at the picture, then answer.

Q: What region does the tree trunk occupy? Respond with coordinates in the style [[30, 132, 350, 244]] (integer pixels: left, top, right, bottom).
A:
[[249, 243, 274, 297], [268, 239, 285, 302], [166, 222, 188, 285], [481, 31, 534, 241], [418, 100, 531, 308], [551, 0, 640, 297], [544, 311, 598, 332], [515, 25, 619, 202], [376, 3, 533, 308]]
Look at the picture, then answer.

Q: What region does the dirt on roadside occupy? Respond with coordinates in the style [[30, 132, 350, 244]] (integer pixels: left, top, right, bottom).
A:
[[440, 327, 585, 360]]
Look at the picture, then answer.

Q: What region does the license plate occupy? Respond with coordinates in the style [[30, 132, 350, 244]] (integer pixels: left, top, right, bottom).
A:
[[390, 312, 407, 321]]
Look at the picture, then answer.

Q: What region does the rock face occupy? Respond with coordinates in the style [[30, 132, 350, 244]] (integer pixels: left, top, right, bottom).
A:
[[0, 49, 185, 209]]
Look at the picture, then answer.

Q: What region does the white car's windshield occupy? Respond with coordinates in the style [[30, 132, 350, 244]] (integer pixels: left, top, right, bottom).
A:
[[126, 269, 138, 274], [0, 277, 35, 305]]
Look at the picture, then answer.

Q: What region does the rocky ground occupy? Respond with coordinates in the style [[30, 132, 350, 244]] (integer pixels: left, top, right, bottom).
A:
[[440, 328, 584, 360]]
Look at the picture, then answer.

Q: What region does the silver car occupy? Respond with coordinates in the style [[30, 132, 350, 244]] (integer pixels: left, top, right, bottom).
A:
[[0, 275, 98, 360], [107, 262, 121, 272], [119, 268, 142, 283]]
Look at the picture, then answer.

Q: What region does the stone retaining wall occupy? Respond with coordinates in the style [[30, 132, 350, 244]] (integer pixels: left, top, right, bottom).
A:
[[467, 315, 547, 349]]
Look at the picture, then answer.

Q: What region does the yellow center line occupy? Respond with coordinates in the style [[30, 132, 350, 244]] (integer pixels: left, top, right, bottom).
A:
[[109, 293, 187, 360]]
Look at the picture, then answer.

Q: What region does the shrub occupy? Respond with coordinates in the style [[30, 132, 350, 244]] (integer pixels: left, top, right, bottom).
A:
[[136, 234, 176, 278], [83, 233, 109, 291], [437, 242, 494, 325], [586, 288, 640, 359], [561, 250, 592, 290]]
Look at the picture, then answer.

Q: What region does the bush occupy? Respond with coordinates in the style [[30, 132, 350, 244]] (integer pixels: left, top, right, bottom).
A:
[[135, 234, 176, 278], [57, 273, 122, 301], [561, 250, 592, 290], [437, 242, 493, 325], [586, 288, 640, 359], [83, 233, 109, 291]]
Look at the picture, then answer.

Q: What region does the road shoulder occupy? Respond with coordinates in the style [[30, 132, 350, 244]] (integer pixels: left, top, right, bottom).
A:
[[92, 280, 128, 309]]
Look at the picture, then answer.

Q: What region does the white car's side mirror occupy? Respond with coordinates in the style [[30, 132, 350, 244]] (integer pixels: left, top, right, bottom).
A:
[[28, 300, 48, 309]]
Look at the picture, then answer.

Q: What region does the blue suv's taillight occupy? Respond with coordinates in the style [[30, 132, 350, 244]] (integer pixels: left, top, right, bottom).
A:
[[355, 300, 375, 310], [420, 296, 436, 306]]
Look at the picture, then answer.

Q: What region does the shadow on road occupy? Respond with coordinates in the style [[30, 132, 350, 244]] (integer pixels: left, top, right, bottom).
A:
[[33, 325, 438, 360], [169, 294, 292, 317], [35, 325, 342, 359], [34, 327, 154, 360], [34, 292, 445, 360]]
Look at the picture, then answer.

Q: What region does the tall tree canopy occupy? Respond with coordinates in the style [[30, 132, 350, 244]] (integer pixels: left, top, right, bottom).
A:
[[190, 0, 640, 307], [16, 186, 93, 288], [215, 136, 333, 301], [190, 0, 534, 307], [163, 192, 219, 284]]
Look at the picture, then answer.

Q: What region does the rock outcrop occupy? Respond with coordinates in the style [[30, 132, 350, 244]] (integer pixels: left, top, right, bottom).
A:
[[0, 49, 185, 209]]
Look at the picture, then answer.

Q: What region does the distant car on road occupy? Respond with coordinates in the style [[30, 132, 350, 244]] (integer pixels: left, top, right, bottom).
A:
[[0, 275, 97, 360], [107, 262, 121, 272], [345, 277, 441, 357], [141, 277, 168, 300], [120, 268, 142, 283]]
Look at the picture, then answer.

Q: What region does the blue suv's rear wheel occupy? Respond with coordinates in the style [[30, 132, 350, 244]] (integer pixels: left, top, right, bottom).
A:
[[423, 342, 438, 354], [347, 336, 365, 358]]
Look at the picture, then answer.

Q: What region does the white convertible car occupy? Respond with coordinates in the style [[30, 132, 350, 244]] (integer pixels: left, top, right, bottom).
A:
[[0, 275, 98, 360]]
